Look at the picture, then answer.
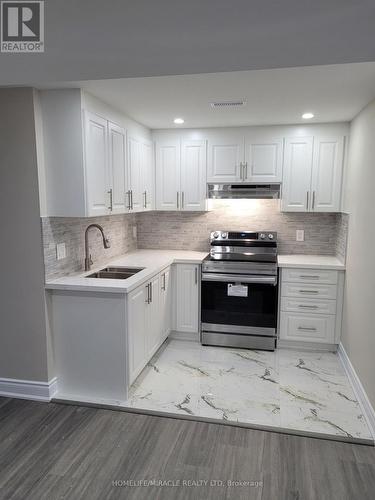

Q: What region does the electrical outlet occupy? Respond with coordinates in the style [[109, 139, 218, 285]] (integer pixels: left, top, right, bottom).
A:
[[296, 230, 305, 242], [56, 243, 66, 260], [132, 225, 137, 239]]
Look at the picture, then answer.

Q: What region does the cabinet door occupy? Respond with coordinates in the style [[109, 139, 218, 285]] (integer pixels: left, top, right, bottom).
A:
[[127, 136, 143, 212], [311, 137, 344, 212], [84, 111, 111, 216], [140, 139, 154, 211], [180, 140, 207, 211], [146, 274, 161, 358], [207, 132, 244, 183], [128, 285, 148, 384], [108, 122, 126, 214], [280, 312, 335, 343], [176, 264, 199, 333], [281, 137, 313, 212], [160, 268, 172, 342], [244, 137, 283, 182], [155, 139, 180, 210]]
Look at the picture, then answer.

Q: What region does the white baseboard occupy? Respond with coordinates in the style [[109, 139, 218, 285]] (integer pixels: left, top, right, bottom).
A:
[[278, 339, 338, 352], [169, 330, 199, 342], [338, 343, 375, 440], [0, 376, 58, 402]]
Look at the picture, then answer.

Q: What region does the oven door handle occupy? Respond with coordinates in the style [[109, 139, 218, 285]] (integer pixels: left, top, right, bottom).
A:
[[201, 273, 277, 285]]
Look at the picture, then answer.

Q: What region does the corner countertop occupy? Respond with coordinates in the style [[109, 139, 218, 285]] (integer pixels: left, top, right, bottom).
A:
[[277, 254, 345, 270], [45, 249, 208, 294]]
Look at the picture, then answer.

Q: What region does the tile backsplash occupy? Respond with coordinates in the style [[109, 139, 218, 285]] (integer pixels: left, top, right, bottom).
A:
[[335, 213, 349, 263], [42, 214, 137, 280], [41, 200, 348, 281], [136, 200, 343, 256]]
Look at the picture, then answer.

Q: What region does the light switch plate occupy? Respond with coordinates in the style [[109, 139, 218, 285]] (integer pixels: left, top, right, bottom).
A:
[[56, 242, 66, 260], [296, 230, 305, 242]]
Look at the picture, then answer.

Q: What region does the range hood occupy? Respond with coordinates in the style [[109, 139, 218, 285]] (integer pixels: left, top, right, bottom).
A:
[[208, 183, 280, 200]]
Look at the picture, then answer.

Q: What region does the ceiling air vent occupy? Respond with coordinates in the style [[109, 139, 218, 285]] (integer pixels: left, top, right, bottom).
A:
[[210, 99, 247, 109]]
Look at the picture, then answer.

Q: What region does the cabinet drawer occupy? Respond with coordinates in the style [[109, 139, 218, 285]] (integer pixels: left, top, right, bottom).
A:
[[281, 282, 337, 300], [282, 268, 338, 285], [280, 297, 336, 315], [279, 312, 335, 343]]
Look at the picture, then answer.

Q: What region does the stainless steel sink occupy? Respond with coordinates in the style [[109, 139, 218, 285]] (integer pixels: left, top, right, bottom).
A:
[[86, 267, 144, 279]]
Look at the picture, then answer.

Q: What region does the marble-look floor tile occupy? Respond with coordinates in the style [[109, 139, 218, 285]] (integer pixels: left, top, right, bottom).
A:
[[123, 339, 372, 442]]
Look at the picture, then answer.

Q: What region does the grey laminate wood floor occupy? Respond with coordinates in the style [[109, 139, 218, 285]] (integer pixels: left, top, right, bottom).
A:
[[0, 397, 374, 500]]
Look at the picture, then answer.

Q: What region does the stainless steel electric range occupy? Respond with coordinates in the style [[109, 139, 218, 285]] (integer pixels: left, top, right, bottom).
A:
[[200, 230, 278, 351]]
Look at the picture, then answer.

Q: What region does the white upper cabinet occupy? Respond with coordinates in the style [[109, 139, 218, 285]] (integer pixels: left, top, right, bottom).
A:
[[39, 89, 153, 217], [108, 121, 126, 214], [180, 140, 207, 211], [207, 132, 244, 183], [155, 137, 206, 211], [155, 138, 181, 210], [282, 135, 344, 213], [140, 138, 154, 211], [311, 137, 344, 212], [84, 111, 111, 217], [127, 135, 144, 212], [282, 137, 314, 212], [244, 136, 283, 182], [207, 132, 283, 184]]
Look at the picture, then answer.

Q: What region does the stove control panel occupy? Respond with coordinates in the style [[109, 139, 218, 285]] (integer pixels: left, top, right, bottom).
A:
[[210, 231, 277, 242]]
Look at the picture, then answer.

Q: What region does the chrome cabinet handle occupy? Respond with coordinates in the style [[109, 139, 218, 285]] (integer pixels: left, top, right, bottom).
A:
[[299, 290, 319, 294], [145, 284, 150, 303], [244, 162, 248, 180], [306, 191, 309, 210], [161, 273, 166, 291], [300, 275, 319, 279], [131, 190, 133, 210], [298, 326, 317, 331], [143, 191, 147, 209], [149, 282, 152, 303], [108, 189, 113, 211], [298, 305, 319, 309], [312, 191, 316, 210], [195, 267, 198, 285], [239, 162, 244, 181], [177, 191, 179, 209], [126, 191, 131, 210], [181, 192, 184, 209]]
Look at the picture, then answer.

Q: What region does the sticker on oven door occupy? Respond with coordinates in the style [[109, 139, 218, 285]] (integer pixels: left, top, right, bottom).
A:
[[227, 284, 248, 297]]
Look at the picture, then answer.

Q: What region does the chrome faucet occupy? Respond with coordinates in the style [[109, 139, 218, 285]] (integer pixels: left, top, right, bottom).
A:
[[84, 224, 111, 271]]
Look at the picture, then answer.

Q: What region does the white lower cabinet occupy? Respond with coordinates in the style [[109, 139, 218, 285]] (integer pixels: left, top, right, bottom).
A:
[[127, 283, 148, 385], [280, 312, 335, 343], [279, 267, 344, 347], [160, 268, 172, 342], [175, 264, 200, 334], [127, 266, 171, 385]]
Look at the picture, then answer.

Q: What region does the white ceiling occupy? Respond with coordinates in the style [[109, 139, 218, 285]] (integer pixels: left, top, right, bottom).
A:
[[64, 62, 375, 129]]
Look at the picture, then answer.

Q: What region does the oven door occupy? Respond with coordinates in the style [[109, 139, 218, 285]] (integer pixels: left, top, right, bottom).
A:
[[201, 273, 278, 332]]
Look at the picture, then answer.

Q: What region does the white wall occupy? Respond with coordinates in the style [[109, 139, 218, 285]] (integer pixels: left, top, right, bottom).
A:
[[0, 88, 49, 382], [341, 98, 375, 408]]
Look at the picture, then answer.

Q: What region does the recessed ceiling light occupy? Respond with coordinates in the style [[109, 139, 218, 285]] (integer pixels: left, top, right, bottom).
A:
[[173, 117, 184, 124], [302, 112, 314, 120]]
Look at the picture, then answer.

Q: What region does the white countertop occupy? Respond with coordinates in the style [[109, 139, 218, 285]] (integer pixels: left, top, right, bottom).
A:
[[45, 249, 208, 294], [278, 254, 345, 270], [46, 250, 345, 294]]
